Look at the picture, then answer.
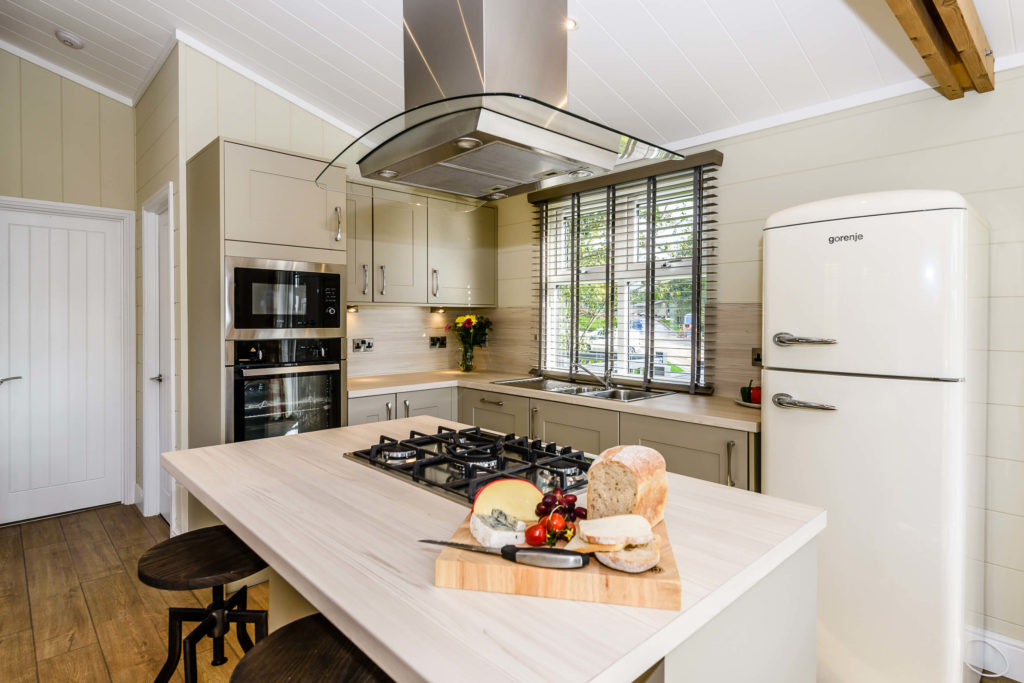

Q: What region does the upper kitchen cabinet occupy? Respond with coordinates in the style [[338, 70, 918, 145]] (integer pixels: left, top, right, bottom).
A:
[[346, 183, 373, 302], [372, 188, 427, 303], [223, 141, 346, 250], [427, 199, 496, 307]]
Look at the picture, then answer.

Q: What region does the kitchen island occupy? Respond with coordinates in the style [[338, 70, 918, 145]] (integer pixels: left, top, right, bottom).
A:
[[162, 417, 825, 682]]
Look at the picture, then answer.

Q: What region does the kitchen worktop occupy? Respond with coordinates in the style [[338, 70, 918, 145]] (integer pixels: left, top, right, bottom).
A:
[[348, 370, 762, 432], [163, 416, 823, 682]]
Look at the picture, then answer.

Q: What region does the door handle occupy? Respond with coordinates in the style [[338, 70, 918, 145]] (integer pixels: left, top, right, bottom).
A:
[[772, 332, 837, 346], [386, 401, 393, 420], [404, 399, 410, 418], [480, 398, 504, 406], [771, 393, 837, 411], [432, 269, 439, 297], [380, 265, 386, 296], [362, 264, 369, 296], [725, 440, 735, 487], [0, 376, 22, 386], [150, 374, 163, 382], [334, 206, 343, 241], [531, 406, 539, 440]]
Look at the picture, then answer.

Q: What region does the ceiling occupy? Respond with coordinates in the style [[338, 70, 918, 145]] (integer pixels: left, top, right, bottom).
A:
[[2, 0, 1022, 151]]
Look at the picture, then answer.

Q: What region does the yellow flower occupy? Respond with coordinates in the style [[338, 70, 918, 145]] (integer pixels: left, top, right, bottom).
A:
[[465, 315, 477, 326], [455, 316, 466, 324]]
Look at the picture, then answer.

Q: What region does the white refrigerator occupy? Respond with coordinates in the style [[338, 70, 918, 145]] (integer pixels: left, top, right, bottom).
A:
[[761, 190, 988, 683]]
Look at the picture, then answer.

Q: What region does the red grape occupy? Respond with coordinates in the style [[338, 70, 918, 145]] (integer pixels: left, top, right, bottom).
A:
[[542, 493, 557, 506], [563, 494, 577, 504], [552, 488, 563, 498], [535, 502, 549, 516], [575, 507, 587, 519]]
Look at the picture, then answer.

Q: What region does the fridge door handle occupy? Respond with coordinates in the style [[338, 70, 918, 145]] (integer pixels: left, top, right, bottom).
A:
[[772, 393, 837, 411], [772, 332, 837, 346]]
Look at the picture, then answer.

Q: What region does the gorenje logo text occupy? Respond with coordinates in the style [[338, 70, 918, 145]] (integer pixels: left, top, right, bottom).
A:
[[828, 233, 864, 245]]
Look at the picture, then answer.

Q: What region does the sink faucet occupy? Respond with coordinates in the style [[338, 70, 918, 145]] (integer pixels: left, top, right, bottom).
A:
[[572, 362, 612, 390]]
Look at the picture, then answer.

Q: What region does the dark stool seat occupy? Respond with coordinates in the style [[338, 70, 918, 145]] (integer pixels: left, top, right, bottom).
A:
[[138, 525, 269, 683], [139, 525, 268, 590], [231, 614, 393, 682]]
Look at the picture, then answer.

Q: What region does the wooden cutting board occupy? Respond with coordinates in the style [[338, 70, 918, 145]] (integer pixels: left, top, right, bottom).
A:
[[433, 515, 682, 610]]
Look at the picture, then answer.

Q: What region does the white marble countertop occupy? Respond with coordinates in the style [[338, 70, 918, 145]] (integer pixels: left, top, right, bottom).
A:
[[348, 370, 762, 432], [163, 417, 823, 682]]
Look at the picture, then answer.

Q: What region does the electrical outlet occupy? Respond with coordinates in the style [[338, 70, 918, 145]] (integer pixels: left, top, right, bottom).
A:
[[352, 338, 374, 352], [751, 347, 762, 367], [429, 336, 447, 349]]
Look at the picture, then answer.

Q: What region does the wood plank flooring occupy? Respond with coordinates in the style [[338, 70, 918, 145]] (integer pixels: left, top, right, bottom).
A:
[[0, 504, 269, 682]]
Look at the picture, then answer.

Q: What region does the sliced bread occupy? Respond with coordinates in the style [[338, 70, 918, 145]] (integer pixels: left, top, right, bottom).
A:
[[595, 540, 661, 574], [564, 534, 626, 555], [577, 514, 656, 546], [586, 445, 667, 526]]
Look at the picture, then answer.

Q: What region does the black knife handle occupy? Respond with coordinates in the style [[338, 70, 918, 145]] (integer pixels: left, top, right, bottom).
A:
[[500, 545, 589, 569]]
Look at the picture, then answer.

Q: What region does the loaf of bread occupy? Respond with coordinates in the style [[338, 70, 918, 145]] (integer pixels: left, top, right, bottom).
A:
[[595, 540, 661, 574], [586, 445, 667, 526]]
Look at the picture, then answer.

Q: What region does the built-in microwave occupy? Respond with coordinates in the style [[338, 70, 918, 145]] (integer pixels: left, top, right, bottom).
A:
[[225, 256, 345, 339]]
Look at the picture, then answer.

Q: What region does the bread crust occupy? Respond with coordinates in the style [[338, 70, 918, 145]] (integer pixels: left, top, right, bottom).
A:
[[588, 445, 667, 526], [594, 541, 661, 573]]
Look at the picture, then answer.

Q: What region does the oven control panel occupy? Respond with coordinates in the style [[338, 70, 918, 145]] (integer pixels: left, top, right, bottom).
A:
[[231, 338, 342, 366]]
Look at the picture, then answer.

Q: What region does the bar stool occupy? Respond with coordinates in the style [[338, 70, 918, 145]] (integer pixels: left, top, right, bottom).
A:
[[138, 525, 270, 683], [230, 613, 392, 682]]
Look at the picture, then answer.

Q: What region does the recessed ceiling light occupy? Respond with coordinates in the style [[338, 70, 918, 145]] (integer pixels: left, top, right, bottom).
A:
[[377, 169, 398, 179], [569, 169, 593, 178], [486, 192, 508, 200], [564, 18, 578, 31], [55, 29, 84, 50], [454, 137, 482, 150]]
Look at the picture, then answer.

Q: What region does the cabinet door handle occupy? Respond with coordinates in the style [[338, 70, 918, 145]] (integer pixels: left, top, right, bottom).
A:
[[380, 265, 386, 296], [432, 269, 439, 297], [725, 440, 736, 487], [0, 375, 23, 386], [362, 264, 369, 295], [480, 398, 504, 406], [334, 206, 343, 241], [531, 406, 539, 440], [386, 401, 392, 420], [404, 399, 410, 418]]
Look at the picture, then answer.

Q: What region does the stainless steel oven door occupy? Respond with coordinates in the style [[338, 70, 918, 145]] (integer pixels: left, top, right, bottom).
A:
[[225, 256, 346, 340], [225, 361, 347, 443]]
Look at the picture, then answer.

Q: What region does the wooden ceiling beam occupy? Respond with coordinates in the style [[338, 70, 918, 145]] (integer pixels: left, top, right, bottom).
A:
[[886, 0, 964, 99], [931, 0, 995, 92]]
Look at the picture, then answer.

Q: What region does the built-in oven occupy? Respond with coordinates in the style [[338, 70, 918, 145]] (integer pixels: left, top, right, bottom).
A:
[[225, 256, 345, 339], [225, 338, 346, 443]]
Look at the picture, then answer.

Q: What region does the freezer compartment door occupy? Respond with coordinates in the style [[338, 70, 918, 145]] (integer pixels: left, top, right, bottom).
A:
[[763, 207, 966, 378], [762, 369, 972, 683]]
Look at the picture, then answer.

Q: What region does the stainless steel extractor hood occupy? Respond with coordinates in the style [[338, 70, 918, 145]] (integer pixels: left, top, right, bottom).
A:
[[316, 0, 683, 199]]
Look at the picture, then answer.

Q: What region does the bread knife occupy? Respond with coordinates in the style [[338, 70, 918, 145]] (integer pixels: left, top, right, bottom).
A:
[[419, 540, 589, 569]]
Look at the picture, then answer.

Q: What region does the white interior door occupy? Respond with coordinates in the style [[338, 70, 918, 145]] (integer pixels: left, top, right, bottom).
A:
[[0, 206, 127, 524], [157, 208, 174, 521]]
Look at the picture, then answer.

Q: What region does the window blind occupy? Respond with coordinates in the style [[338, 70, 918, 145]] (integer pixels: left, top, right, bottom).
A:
[[536, 163, 718, 394]]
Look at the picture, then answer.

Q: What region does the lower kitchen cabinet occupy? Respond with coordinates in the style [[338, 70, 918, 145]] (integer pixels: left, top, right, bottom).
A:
[[348, 388, 454, 425], [530, 399, 619, 455], [458, 389, 530, 435], [619, 413, 751, 490]]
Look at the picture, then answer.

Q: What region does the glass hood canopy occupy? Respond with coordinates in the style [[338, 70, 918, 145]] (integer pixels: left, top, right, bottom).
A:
[[315, 92, 684, 200]]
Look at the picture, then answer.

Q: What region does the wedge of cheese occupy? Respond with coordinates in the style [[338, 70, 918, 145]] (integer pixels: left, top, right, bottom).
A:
[[469, 509, 526, 548]]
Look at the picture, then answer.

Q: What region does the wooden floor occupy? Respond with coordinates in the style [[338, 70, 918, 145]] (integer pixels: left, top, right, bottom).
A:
[[0, 503, 268, 682]]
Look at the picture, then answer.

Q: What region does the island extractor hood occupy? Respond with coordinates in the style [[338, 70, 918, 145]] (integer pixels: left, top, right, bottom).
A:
[[316, 0, 683, 200]]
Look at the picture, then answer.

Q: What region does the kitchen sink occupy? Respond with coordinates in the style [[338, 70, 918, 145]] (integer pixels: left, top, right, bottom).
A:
[[492, 377, 578, 391], [578, 388, 669, 402]]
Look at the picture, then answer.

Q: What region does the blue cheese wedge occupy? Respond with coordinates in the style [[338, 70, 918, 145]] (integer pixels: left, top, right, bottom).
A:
[[469, 508, 527, 548]]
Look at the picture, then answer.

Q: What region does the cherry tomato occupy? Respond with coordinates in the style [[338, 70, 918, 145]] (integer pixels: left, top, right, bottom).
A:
[[548, 513, 566, 532], [525, 524, 547, 547], [538, 515, 550, 530]]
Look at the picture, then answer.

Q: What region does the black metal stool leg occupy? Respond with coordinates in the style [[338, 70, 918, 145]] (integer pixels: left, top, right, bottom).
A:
[[226, 609, 269, 651], [183, 612, 218, 683], [227, 586, 255, 652], [154, 606, 207, 683]]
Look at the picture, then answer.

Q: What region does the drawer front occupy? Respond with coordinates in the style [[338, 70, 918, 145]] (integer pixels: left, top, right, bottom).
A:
[[458, 389, 530, 436], [397, 388, 454, 421], [347, 394, 397, 425], [620, 413, 749, 489]]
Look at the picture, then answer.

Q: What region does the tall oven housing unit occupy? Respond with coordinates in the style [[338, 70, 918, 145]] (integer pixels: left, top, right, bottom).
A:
[[761, 191, 988, 683]]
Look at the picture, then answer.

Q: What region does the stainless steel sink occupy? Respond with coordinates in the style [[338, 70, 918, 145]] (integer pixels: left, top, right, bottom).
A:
[[579, 388, 669, 402], [492, 377, 578, 391]]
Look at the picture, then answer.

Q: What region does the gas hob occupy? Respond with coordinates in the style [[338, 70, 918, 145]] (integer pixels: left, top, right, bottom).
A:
[[344, 426, 592, 507]]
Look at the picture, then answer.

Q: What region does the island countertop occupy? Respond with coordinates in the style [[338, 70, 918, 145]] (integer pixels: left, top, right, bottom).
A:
[[162, 417, 823, 682]]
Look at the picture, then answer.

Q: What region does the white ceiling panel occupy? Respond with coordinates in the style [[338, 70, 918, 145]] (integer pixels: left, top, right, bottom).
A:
[[0, 0, 1020, 154]]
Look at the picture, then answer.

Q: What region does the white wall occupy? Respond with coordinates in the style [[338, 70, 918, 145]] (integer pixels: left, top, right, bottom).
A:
[[677, 65, 1024, 643]]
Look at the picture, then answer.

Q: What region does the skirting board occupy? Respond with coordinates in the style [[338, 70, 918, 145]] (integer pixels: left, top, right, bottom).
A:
[[966, 626, 1024, 680], [134, 483, 145, 514]]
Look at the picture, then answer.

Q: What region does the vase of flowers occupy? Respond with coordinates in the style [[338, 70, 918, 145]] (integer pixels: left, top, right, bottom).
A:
[[447, 314, 492, 372]]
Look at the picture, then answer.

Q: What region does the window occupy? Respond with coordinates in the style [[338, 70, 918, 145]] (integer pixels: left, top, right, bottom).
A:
[[536, 163, 718, 393]]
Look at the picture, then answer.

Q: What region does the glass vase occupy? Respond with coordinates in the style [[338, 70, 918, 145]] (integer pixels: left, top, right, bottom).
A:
[[459, 345, 474, 372]]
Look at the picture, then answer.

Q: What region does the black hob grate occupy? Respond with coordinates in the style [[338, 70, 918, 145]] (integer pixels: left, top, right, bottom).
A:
[[345, 426, 591, 506]]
